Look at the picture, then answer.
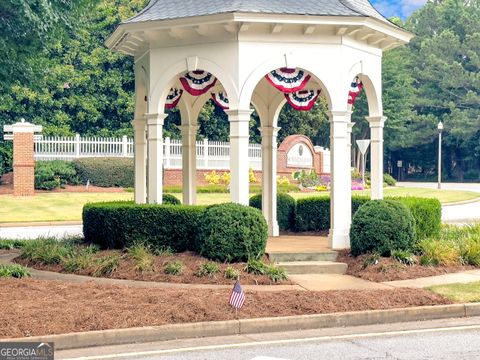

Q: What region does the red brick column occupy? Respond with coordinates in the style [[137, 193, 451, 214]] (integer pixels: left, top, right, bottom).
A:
[[3, 120, 42, 196]]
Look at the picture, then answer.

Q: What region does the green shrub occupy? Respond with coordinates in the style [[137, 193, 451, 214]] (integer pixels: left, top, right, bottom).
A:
[[63, 245, 98, 272], [244, 258, 268, 275], [395, 197, 441, 240], [83, 202, 205, 252], [162, 194, 181, 205], [417, 238, 460, 266], [295, 196, 330, 231], [164, 260, 184, 275], [20, 238, 74, 265], [196, 262, 220, 278], [92, 254, 120, 277], [224, 266, 240, 280], [383, 173, 397, 186], [459, 238, 480, 266], [73, 157, 134, 188], [127, 244, 155, 272], [0, 264, 30, 278], [265, 264, 288, 282], [35, 160, 78, 190], [0, 239, 29, 250], [391, 249, 417, 266], [350, 200, 416, 256], [249, 193, 296, 231], [198, 203, 268, 262]]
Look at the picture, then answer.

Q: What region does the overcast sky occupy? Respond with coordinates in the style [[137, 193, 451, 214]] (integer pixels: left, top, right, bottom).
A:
[[371, 0, 428, 19]]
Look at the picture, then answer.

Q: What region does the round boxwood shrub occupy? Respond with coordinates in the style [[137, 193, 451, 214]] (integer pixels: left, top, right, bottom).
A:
[[249, 193, 296, 231], [162, 194, 181, 205], [198, 203, 268, 262], [350, 199, 416, 256]]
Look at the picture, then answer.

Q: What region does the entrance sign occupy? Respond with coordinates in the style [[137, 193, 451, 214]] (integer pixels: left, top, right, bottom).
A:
[[287, 142, 313, 168]]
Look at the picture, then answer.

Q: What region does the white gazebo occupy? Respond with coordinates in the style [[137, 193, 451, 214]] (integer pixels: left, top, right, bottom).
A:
[[106, 0, 413, 249]]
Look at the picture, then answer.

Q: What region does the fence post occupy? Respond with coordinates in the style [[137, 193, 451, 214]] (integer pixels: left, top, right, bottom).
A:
[[122, 135, 128, 157], [165, 137, 171, 168], [75, 134, 81, 158], [203, 138, 209, 168]]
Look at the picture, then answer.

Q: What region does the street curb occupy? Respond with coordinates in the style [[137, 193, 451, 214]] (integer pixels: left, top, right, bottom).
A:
[[1, 303, 478, 350], [443, 197, 480, 206], [0, 221, 83, 228]]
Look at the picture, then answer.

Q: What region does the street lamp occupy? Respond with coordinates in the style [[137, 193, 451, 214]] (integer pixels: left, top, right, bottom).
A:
[[437, 122, 443, 190]]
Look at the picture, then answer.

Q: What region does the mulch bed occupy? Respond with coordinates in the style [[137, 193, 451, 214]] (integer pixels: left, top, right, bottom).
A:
[[337, 251, 475, 282], [14, 250, 291, 285], [0, 278, 452, 339]]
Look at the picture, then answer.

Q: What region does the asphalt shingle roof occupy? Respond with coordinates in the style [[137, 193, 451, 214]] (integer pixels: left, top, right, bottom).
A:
[[124, 0, 390, 24]]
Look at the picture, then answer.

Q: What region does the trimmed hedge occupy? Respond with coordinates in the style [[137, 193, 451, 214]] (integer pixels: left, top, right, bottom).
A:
[[198, 203, 268, 262], [249, 193, 296, 231], [295, 195, 441, 240], [83, 202, 205, 252], [350, 200, 416, 256], [34, 160, 78, 190], [73, 157, 134, 188], [162, 194, 181, 205]]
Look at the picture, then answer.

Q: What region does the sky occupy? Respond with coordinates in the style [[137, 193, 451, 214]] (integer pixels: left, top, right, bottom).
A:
[[371, 0, 428, 19]]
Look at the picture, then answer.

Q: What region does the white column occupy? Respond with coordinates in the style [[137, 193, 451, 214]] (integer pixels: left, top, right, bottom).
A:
[[346, 118, 354, 227], [366, 116, 386, 200], [328, 111, 352, 250], [180, 124, 199, 205], [260, 126, 280, 237], [132, 118, 147, 204], [146, 113, 167, 204], [226, 109, 252, 205]]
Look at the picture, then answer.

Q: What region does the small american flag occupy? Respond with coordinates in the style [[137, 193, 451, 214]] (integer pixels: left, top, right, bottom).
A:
[[229, 280, 246, 309]]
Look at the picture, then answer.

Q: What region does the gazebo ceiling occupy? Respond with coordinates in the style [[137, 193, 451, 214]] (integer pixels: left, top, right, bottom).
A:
[[106, 0, 413, 57]]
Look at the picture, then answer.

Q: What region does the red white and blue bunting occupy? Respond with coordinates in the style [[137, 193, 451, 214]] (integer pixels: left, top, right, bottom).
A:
[[265, 68, 311, 93], [211, 92, 229, 110], [285, 90, 321, 111], [180, 71, 217, 96], [348, 78, 364, 105], [165, 88, 183, 109]]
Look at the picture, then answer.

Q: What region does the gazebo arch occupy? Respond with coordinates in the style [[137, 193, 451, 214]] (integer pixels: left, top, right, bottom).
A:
[[106, 0, 413, 249]]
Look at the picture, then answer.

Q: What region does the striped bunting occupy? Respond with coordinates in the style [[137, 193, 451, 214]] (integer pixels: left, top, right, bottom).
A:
[[285, 89, 321, 111], [265, 68, 311, 93], [348, 78, 364, 105], [180, 70, 217, 96], [165, 88, 183, 109], [211, 92, 229, 110], [229, 280, 246, 309]]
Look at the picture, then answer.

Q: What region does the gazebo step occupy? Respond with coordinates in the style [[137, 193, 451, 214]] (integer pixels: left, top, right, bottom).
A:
[[268, 251, 338, 263], [277, 261, 348, 275]]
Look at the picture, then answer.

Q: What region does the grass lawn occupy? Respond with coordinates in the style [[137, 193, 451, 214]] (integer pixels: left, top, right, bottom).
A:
[[0, 186, 478, 223], [428, 281, 480, 303]]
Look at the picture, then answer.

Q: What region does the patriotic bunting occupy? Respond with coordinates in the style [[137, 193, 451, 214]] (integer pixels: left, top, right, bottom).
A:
[[180, 71, 217, 96], [348, 78, 364, 105], [211, 92, 229, 110], [164, 88, 183, 109], [265, 68, 311, 93], [285, 90, 321, 111]]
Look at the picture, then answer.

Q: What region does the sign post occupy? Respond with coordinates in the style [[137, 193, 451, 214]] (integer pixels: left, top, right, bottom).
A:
[[356, 139, 371, 189]]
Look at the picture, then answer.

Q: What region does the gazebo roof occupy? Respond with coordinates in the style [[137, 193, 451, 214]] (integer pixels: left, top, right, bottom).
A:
[[125, 0, 391, 25]]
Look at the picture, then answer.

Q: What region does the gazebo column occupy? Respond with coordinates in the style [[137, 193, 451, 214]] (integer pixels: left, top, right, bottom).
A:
[[366, 116, 386, 200], [346, 119, 354, 227], [180, 124, 199, 205], [132, 118, 147, 204], [226, 109, 252, 205], [146, 113, 167, 204], [328, 111, 352, 249], [259, 126, 280, 236]]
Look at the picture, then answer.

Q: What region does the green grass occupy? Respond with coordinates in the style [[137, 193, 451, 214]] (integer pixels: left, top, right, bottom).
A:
[[429, 282, 480, 303], [1, 186, 478, 223]]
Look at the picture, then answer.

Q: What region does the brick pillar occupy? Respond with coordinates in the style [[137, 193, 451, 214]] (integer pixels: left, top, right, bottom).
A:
[[3, 119, 43, 196]]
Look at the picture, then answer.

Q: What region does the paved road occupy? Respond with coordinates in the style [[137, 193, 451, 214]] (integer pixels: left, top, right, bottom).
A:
[[57, 317, 480, 360], [398, 182, 480, 223], [0, 224, 83, 239]]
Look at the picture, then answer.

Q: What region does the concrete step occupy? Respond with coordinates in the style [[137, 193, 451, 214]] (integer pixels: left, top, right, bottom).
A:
[[268, 251, 338, 263], [277, 261, 348, 275]]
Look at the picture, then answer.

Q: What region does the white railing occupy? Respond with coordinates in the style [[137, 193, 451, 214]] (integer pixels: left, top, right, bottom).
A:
[[34, 135, 263, 170]]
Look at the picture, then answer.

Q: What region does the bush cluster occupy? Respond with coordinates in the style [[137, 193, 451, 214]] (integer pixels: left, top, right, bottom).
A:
[[73, 157, 134, 188], [249, 193, 296, 231], [83, 202, 268, 262], [34, 160, 78, 190], [350, 200, 416, 256]]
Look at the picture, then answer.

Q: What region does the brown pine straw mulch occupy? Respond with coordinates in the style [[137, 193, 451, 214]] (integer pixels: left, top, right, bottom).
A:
[[337, 251, 475, 282], [0, 278, 451, 339]]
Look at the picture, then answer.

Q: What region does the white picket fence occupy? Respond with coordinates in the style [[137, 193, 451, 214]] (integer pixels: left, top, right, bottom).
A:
[[34, 135, 262, 170]]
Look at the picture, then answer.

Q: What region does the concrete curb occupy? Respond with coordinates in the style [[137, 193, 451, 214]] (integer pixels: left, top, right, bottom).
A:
[[442, 197, 480, 207], [0, 221, 83, 228], [1, 303, 479, 350]]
